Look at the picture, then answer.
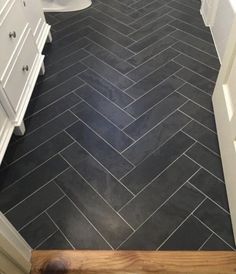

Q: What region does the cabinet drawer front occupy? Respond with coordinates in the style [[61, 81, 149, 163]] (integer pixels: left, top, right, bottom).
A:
[[0, 0, 28, 77], [4, 30, 37, 112]]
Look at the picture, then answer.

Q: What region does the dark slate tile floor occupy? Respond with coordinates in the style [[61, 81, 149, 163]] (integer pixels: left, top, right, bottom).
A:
[[0, 0, 235, 250]]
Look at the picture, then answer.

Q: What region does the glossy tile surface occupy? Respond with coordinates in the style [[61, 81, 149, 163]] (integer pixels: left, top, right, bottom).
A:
[[0, 0, 234, 250]]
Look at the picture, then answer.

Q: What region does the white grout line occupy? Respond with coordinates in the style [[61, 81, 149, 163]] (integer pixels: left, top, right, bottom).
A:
[[34, 230, 60, 250], [193, 214, 236, 250], [198, 232, 214, 251]]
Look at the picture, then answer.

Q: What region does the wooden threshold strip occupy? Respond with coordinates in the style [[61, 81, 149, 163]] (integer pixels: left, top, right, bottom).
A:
[[31, 250, 236, 274]]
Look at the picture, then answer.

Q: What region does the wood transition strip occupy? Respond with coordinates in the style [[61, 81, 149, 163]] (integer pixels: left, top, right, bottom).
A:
[[31, 250, 236, 274]]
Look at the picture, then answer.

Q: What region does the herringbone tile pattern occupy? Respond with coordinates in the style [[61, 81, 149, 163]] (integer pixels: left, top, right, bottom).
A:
[[0, 0, 235, 250]]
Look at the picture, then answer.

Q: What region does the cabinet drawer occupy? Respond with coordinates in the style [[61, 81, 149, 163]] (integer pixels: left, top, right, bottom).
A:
[[4, 30, 38, 112], [0, 0, 28, 77]]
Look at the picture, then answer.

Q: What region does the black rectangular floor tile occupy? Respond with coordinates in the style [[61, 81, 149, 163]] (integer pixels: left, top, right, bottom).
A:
[[79, 69, 133, 108], [27, 77, 83, 117], [82, 55, 134, 90], [127, 48, 179, 82], [85, 42, 134, 74], [0, 132, 73, 190], [180, 100, 216, 132], [72, 102, 133, 152], [125, 75, 184, 118], [201, 234, 234, 251], [176, 68, 216, 95], [54, 169, 133, 248], [119, 183, 204, 250], [127, 35, 177, 67], [20, 213, 57, 248], [169, 19, 214, 44], [125, 61, 181, 99], [129, 15, 174, 41], [159, 215, 211, 250], [4, 111, 77, 164], [98, 0, 135, 14], [6, 182, 64, 230], [186, 142, 224, 181], [122, 131, 195, 194], [172, 41, 220, 70], [66, 121, 133, 178], [128, 25, 176, 53], [177, 83, 213, 112], [190, 169, 229, 212], [0, 155, 68, 213], [25, 93, 81, 134], [87, 29, 134, 59], [170, 30, 218, 57], [123, 111, 190, 164], [75, 85, 134, 129], [194, 199, 235, 247], [120, 155, 199, 228], [167, 1, 201, 18], [48, 196, 111, 249], [37, 230, 73, 250], [182, 120, 220, 154], [124, 92, 187, 140], [174, 54, 218, 82], [61, 143, 133, 211]]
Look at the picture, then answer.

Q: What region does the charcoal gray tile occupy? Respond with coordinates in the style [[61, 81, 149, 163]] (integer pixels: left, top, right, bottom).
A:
[[61, 143, 133, 211], [176, 68, 215, 95], [194, 199, 235, 247], [27, 77, 83, 117], [88, 29, 134, 59], [0, 155, 68, 213], [123, 111, 190, 164], [126, 61, 182, 99], [75, 85, 134, 128], [119, 183, 204, 250], [127, 35, 177, 67], [167, 1, 201, 17], [6, 182, 64, 230], [55, 169, 133, 248], [127, 48, 179, 82], [125, 76, 184, 118], [177, 83, 213, 112], [174, 54, 218, 82], [180, 101, 216, 132], [4, 112, 77, 164], [172, 41, 220, 70], [33, 62, 86, 97], [128, 25, 176, 53], [79, 69, 133, 108], [20, 214, 57, 248], [88, 18, 135, 47], [124, 92, 187, 140], [82, 55, 134, 90], [48, 196, 111, 249], [169, 19, 214, 44], [0, 132, 73, 190], [85, 42, 134, 74], [37, 231, 73, 250], [183, 120, 220, 154], [122, 132, 195, 194], [66, 121, 133, 178], [129, 15, 174, 41], [71, 102, 133, 152], [186, 142, 224, 181], [159, 216, 211, 250], [130, 6, 173, 29], [201, 234, 234, 251], [171, 30, 218, 57], [190, 169, 229, 211], [120, 155, 199, 228], [98, 0, 135, 14]]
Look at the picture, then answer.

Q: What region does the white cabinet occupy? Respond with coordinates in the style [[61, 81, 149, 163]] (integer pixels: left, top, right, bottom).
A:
[[0, 0, 51, 164]]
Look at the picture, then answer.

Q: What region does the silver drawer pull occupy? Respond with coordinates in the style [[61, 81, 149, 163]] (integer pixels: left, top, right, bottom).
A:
[[22, 65, 29, 72], [9, 31, 16, 39]]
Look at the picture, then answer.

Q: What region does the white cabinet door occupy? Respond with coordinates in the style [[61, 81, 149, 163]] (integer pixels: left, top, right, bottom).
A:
[[212, 15, 236, 241]]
